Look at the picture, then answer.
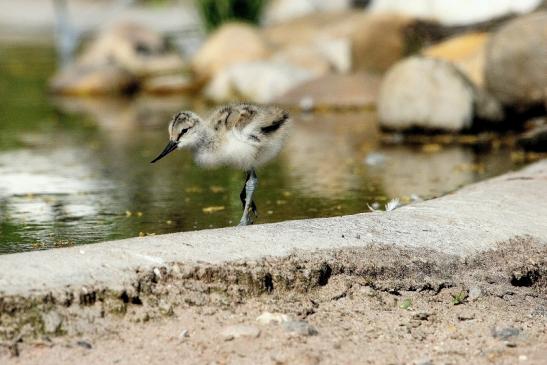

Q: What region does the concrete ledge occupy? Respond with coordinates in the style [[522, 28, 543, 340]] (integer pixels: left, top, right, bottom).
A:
[[1, 159, 546, 297]]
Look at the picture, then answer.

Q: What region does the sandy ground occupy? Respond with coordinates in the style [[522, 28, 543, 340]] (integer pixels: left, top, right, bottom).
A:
[[1, 240, 545, 365]]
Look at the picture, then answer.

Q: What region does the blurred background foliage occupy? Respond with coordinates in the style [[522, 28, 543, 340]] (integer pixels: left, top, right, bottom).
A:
[[196, 0, 267, 31]]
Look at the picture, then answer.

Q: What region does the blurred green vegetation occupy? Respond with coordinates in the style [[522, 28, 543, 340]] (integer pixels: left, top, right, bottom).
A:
[[0, 46, 56, 149], [0, 45, 97, 150], [196, 0, 267, 32]]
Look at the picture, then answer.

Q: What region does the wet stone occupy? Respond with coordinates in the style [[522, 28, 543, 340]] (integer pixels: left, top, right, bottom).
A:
[[518, 125, 547, 152]]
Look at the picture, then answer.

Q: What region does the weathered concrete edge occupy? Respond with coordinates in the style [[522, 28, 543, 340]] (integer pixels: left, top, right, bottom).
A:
[[1, 159, 546, 297]]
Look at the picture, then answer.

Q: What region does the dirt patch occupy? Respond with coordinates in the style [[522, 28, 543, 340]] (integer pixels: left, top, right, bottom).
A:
[[1, 236, 546, 364]]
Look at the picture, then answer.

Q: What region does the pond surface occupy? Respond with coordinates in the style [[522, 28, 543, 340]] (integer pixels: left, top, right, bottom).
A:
[[0, 44, 524, 254]]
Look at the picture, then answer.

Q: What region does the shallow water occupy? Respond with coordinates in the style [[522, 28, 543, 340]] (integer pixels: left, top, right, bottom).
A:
[[0, 44, 523, 253]]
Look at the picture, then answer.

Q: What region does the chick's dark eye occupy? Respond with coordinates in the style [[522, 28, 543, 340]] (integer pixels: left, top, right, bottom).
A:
[[177, 128, 189, 140]]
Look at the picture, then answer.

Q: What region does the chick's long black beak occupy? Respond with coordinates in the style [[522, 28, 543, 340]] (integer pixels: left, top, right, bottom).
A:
[[150, 140, 178, 163]]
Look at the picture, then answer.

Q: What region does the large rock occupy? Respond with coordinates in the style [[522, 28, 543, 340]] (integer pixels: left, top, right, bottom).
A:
[[271, 45, 332, 78], [262, 11, 368, 49], [50, 22, 185, 94], [270, 38, 351, 76], [263, 0, 351, 25], [368, 0, 542, 26], [485, 12, 547, 109], [77, 22, 185, 77], [49, 64, 136, 95], [351, 14, 416, 73], [192, 23, 271, 80], [275, 73, 381, 109], [204, 61, 314, 103], [316, 38, 352, 73], [518, 119, 547, 152], [422, 32, 489, 86], [378, 57, 503, 132], [262, 11, 443, 74]]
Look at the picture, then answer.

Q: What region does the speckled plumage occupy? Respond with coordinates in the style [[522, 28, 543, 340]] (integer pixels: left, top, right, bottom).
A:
[[168, 103, 290, 170], [151, 103, 291, 225]]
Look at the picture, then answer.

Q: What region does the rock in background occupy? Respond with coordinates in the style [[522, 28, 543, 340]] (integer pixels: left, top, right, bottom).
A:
[[485, 12, 547, 109], [263, 0, 352, 25], [368, 0, 543, 26], [246, 11, 445, 104], [422, 32, 489, 87], [204, 61, 314, 103], [48, 3, 546, 117], [351, 14, 420, 73], [50, 22, 186, 95], [263, 11, 443, 74], [270, 45, 334, 78], [50, 63, 137, 95], [518, 117, 547, 152], [200, 12, 359, 103], [275, 73, 381, 110], [378, 56, 503, 132], [191, 23, 271, 81]]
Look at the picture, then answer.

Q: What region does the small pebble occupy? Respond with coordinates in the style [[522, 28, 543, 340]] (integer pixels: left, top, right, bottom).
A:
[[158, 300, 174, 316], [410, 194, 423, 203], [299, 96, 315, 112], [76, 340, 92, 349], [283, 320, 318, 337], [41, 311, 63, 334], [153, 267, 162, 279], [457, 313, 475, 321], [413, 358, 433, 365], [364, 152, 386, 166], [221, 324, 261, 341], [256, 312, 290, 325], [360, 286, 376, 296], [411, 312, 430, 321], [492, 326, 520, 340], [468, 286, 483, 301]]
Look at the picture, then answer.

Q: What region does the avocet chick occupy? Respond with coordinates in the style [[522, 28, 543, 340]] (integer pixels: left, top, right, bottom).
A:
[[151, 103, 291, 226]]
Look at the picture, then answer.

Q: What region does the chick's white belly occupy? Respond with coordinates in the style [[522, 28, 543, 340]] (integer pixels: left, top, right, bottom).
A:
[[194, 137, 258, 170]]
